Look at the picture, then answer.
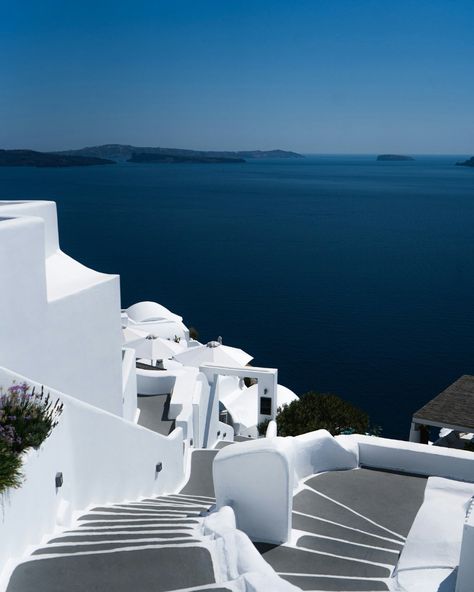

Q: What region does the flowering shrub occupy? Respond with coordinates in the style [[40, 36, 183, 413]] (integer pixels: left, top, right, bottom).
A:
[[0, 382, 64, 453], [0, 382, 63, 494], [0, 441, 22, 494]]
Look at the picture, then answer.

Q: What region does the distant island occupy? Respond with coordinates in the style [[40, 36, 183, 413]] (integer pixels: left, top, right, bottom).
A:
[[0, 149, 115, 168], [376, 154, 415, 161], [128, 152, 245, 164], [0, 145, 303, 167], [456, 157, 474, 168], [57, 144, 304, 162]]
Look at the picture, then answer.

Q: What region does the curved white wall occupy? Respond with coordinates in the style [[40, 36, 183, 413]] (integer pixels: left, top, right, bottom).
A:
[[137, 366, 177, 395], [214, 437, 294, 544]]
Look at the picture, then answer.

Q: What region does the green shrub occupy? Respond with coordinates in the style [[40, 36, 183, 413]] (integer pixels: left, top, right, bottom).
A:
[[188, 326, 199, 341], [0, 382, 63, 454], [0, 441, 23, 494], [266, 391, 373, 437], [464, 441, 474, 452], [257, 417, 271, 436]]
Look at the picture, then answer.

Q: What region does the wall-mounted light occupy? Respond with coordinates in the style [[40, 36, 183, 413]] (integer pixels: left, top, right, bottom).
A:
[[55, 472, 63, 489], [155, 462, 162, 473]]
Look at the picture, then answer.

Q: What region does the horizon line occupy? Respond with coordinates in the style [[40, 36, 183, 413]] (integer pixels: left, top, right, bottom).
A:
[[1, 145, 471, 158]]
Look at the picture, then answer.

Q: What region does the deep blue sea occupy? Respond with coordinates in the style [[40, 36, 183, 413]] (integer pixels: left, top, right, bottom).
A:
[[1, 155, 473, 439]]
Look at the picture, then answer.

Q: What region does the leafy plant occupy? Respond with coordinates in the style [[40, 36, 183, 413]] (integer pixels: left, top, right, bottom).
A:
[[261, 391, 374, 437], [0, 382, 63, 454], [464, 441, 474, 453], [257, 418, 271, 436], [188, 326, 199, 341], [0, 441, 23, 494]]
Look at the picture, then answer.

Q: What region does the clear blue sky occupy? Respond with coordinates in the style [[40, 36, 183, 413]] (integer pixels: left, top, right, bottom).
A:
[[1, 0, 473, 153]]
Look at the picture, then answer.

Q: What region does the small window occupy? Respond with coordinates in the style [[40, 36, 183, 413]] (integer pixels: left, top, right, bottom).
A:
[[260, 396, 272, 416]]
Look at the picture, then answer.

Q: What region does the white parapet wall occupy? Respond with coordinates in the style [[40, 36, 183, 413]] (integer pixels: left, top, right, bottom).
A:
[[202, 506, 300, 591], [0, 366, 185, 588], [347, 433, 474, 481], [213, 437, 295, 544], [0, 201, 123, 416], [136, 365, 177, 395]]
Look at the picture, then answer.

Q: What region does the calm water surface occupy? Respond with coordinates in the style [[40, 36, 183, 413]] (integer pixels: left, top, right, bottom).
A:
[[1, 155, 473, 438]]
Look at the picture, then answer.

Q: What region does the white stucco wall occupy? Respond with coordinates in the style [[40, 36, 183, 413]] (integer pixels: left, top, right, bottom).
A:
[[0, 366, 185, 589], [0, 200, 59, 256], [136, 367, 177, 395], [192, 374, 210, 448], [121, 348, 138, 421], [193, 373, 219, 448], [294, 430, 358, 480], [213, 437, 294, 544], [348, 434, 474, 482], [0, 201, 123, 415]]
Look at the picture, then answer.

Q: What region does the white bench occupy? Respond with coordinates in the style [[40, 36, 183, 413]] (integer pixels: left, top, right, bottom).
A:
[[395, 477, 474, 592]]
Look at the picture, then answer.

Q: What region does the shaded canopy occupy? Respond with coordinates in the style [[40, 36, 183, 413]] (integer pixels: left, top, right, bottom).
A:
[[413, 375, 474, 432]]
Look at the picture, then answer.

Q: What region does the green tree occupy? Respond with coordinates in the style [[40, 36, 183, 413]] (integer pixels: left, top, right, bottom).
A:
[[188, 327, 199, 341], [272, 391, 371, 437]]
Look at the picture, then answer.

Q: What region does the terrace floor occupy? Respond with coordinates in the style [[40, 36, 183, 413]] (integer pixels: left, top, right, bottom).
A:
[[257, 467, 428, 591]]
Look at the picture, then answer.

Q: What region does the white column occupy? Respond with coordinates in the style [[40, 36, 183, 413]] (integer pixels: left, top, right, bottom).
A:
[[257, 371, 278, 425]]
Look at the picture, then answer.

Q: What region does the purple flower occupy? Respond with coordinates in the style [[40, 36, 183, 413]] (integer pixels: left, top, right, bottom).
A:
[[0, 424, 16, 446]]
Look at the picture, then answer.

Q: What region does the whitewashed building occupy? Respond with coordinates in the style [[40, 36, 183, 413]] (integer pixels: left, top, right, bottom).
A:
[[0, 201, 473, 592]]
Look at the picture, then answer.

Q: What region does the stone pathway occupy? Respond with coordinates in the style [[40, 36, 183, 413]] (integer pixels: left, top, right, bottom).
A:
[[6, 450, 229, 592]]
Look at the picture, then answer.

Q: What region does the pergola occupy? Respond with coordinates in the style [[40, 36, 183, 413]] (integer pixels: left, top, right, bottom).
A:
[[410, 374, 474, 443]]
